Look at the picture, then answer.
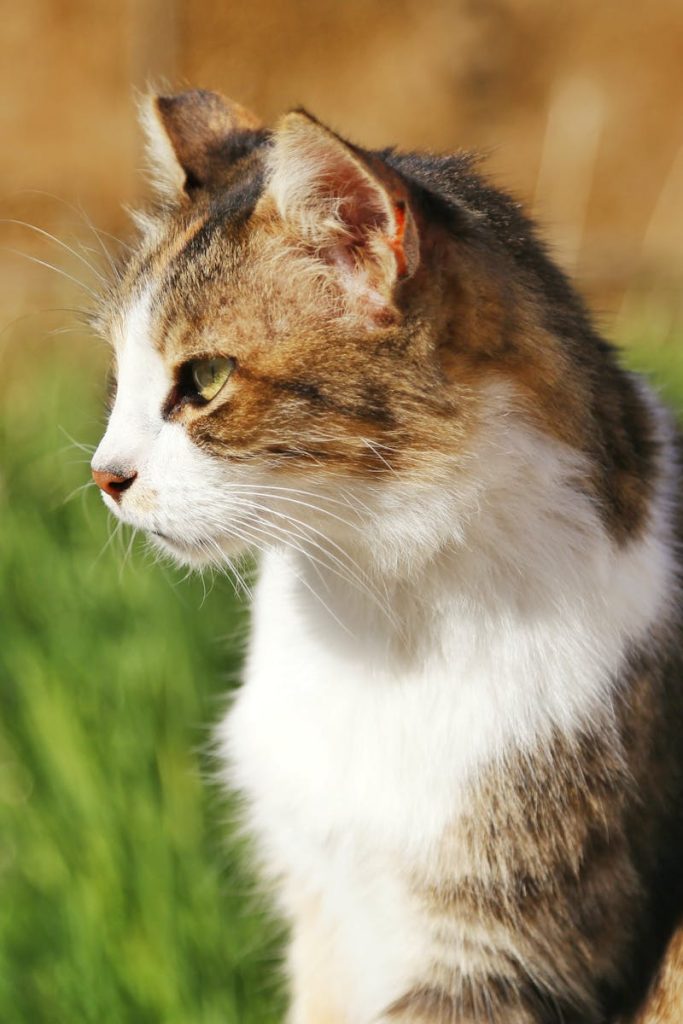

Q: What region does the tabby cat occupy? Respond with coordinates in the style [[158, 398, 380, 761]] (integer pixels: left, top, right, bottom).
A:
[[90, 89, 683, 1023]]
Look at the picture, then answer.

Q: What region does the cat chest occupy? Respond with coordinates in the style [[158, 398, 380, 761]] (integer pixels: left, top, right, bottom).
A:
[[220, 555, 624, 875], [220, 652, 513, 1019], [221, 623, 521, 867]]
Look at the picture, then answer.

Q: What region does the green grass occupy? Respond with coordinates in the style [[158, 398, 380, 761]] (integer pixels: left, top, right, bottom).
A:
[[0, 316, 680, 1023]]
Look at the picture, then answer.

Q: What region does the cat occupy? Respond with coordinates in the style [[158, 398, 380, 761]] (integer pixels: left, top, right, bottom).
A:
[[90, 89, 683, 1023]]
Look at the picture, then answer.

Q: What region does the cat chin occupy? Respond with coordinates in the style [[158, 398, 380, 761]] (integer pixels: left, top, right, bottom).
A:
[[147, 530, 248, 568]]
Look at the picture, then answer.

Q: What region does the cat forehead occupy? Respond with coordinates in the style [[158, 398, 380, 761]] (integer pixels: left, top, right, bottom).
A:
[[110, 215, 249, 359], [106, 143, 272, 339], [112, 251, 300, 379], [143, 205, 245, 295]]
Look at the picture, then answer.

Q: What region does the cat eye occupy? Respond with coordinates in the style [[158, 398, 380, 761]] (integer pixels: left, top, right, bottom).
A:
[[189, 356, 235, 402]]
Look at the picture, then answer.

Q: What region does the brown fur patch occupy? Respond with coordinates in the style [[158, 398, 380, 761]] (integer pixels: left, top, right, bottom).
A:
[[154, 89, 265, 192], [425, 229, 659, 544]]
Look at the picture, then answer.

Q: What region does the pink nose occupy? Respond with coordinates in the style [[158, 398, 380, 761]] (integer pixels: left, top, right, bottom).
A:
[[91, 467, 138, 502]]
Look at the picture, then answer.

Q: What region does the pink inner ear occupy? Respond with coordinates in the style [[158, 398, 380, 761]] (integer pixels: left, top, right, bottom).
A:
[[325, 245, 394, 318], [326, 183, 412, 292], [268, 112, 419, 313], [313, 144, 417, 290], [333, 165, 392, 242], [311, 148, 410, 303]]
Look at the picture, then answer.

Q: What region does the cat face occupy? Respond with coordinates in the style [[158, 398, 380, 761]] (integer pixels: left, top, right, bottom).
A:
[[91, 91, 476, 569]]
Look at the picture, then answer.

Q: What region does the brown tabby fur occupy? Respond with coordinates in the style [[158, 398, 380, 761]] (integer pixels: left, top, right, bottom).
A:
[[95, 90, 683, 1023], [390, 650, 683, 1023]]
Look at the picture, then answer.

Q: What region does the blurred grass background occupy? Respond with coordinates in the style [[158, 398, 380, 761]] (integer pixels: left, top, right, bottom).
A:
[[1, 0, 682, 1021]]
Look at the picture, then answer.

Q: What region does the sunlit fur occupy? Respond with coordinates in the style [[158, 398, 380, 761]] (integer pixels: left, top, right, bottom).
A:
[[92, 91, 683, 1023]]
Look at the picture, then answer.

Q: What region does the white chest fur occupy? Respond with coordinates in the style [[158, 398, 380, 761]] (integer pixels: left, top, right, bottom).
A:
[[219, 479, 670, 1018]]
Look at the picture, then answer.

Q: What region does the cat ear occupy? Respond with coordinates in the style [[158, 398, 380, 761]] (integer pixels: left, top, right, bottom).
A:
[[141, 89, 264, 197], [265, 110, 420, 320]]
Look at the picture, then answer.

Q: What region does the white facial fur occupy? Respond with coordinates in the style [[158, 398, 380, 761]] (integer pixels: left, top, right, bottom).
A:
[[92, 289, 272, 565]]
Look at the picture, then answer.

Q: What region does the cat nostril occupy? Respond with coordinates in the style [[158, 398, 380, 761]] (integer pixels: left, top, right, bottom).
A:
[[91, 467, 138, 502]]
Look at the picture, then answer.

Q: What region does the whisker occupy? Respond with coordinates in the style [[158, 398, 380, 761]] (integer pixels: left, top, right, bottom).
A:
[[242, 501, 371, 589], [91, 516, 124, 567], [62, 479, 96, 505], [234, 505, 396, 627], [204, 537, 253, 600], [180, 486, 394, 624], [227, 521, 354, 636], [225, 486, 365, 534], [57, 426, 97, 455], [0, 305, 92, 344], [43, 324, 91, 339], [360, 436, 398, 474], [120, 527, 137, 576], [1, 247, 98, 300], [0, 219, 107, 284], [220, 481, 371, 519], [10, 188, 127, 271]]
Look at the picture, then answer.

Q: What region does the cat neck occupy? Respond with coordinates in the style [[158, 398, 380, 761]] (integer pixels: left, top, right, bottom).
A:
[[256, 412, 672, 720]]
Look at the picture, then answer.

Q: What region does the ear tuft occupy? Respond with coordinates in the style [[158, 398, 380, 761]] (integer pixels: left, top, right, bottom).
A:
[[140, 89, 265, 198], [265, 111, 420, 318]]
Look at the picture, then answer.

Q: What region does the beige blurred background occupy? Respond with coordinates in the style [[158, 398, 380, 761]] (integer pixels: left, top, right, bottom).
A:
[[2, 0, 682, 333]]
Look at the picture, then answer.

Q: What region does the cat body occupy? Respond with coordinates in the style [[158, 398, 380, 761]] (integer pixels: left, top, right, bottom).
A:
[[91, 90, 683, 1022], [226, 427, 681, 1023]]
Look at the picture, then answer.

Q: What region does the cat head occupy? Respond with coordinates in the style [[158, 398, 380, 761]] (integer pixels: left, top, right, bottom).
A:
[[90, 89, 487, 570], [91, 89, 654, 576]]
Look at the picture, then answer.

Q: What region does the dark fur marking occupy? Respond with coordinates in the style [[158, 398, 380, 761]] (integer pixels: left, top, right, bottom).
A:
[[385, 978, 585, 1024], [235, 368, 397, 428]]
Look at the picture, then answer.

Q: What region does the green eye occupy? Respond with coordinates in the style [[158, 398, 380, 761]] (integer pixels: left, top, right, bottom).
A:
[[190, 357, 235, 401]]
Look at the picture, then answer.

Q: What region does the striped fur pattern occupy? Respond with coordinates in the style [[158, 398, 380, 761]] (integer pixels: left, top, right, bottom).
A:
[[91, 91, 683, 1022]]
